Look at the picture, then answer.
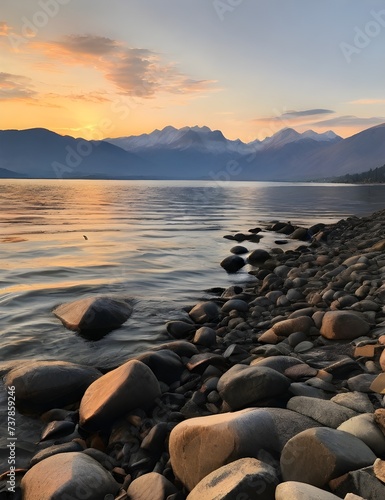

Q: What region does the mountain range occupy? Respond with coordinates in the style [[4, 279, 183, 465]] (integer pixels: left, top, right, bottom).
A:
[[0, 123, 384, 181]]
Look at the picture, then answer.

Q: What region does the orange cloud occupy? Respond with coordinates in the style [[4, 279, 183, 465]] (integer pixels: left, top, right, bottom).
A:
[[32, 34, 218, 98], [0, 21, 11, 37], [0, 72, 36, 100]]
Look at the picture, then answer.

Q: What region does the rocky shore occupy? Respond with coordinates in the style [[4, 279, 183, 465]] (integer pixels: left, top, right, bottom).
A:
[[3, 208, 385, 499]]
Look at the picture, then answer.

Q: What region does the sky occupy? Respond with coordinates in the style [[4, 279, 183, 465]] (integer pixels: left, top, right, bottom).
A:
[[1, 0, 385, 142]]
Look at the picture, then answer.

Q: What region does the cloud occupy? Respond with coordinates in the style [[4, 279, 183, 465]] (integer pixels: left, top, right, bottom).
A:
[[281, 108, 334, 118], [46, 91, 112, 103], [33, 34, 218, 98], [0, 21, 11, 37], [310, 115, 385, 127], [349, 99, 385, 105], [0, 72, 36, 100]]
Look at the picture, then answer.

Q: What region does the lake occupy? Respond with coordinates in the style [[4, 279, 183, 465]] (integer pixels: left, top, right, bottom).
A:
[[1, 179, 385, 370]]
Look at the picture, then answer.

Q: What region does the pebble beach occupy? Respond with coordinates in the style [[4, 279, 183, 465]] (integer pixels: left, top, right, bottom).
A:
[[3, 208, 385, 499]]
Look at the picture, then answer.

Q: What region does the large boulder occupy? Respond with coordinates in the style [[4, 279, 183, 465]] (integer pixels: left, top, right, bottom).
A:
[[79, 359, 161, 432], [218, 364, 290, 410], [320, 311, 370, 340], [280, 427, 376, 487], [169, 407, 320, 491], [21, 452, 119, 500], [53, 296, 133, 337], [338, 413, 385, 456], [4, 361, 101, 414], [186, 457, 278, 500]]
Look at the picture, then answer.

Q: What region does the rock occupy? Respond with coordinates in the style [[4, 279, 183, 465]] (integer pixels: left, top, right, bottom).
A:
[[186, 457, 278, 499], [331, 392, 374, 414], [21, 452, 119, 500], [287, 396, 358, 428], [193, 326, 217, 347], [320, 311, 370, 340], [79, 360, 161, 432], [247, 249, 271, 264], [291, 227, 309, 240], [294, 341, 314, 353], [221, 285, 244, 299], [338, 413, 385, 455], [271, 316, 314, 337], [330, 467, 385, 499], [4, 360, 101, 414], [218, 364, 290, 410], [189, 301, 221, 324], [53, 296, 133, 336], [30, 441, 84, 467], [126, 472, 177, 500], [221, 299, 249, 313], [252, 356, 304, 374], [370, 373, 385, 394], [40, 420, 75, 441], [169, 408, 320, 491], [220, 255, 245, 273], [276, 481, 342, 500], [154, 341, 199, 357], [135, 349, 184, 385], [230, 245, 248, 255], [374, 409, 385, 436], [284, 364, 318, 381], [373, 458, 385, 483], [280, 427, 376, 487], [348, 374, 377, 392], [166, 321, 196, 339]]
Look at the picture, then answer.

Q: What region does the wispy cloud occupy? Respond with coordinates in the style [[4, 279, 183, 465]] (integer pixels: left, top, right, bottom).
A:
[[0, 21, 11, 37], [46, 91, 112, 103], [349, 99, 385, 105], [281, 108, 334, 118], [310, 115, 385, 127], [33, 34, 218, 98], [0, 72, 36, 100]]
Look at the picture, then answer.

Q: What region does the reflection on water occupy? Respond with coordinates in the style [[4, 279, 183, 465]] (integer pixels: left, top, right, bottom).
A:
[[0, 179, 385, 368]]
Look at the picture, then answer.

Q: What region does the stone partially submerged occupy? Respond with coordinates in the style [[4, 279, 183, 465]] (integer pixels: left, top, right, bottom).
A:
[[53, 296, 133, 338]]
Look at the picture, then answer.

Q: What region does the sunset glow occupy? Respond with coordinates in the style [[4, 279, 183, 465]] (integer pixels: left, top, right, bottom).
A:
[[1, 0, 385, 141]]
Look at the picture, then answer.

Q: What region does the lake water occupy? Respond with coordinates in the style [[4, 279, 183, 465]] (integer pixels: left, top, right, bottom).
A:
[[1, 179, 385, 370]]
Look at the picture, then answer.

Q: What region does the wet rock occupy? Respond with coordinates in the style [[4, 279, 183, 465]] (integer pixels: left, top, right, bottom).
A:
[[169, 408, 320, 491], [291, 227, 309, 240], [189, 301, 221, 324], [154, 341, 199, 357], [126, 472, 177, 500], [247, 249, 271, 265], [276, 481, 342, 500], [193, 326, 217, 347], [40, 420, 75, 441], [280, 427, 376, 487], [4, 361, 101, 414], [230, 245, 248, 255], [186, 457, 278, 499], [222, 299, 249, 313], [320, 311, 370, 340], [135, 349, 184, 385], [218, 364, 290, 410], [53, 296, 133, 336], [287, 396, 358, 428], [220, 255, 245, 273], [79, 360, 161, 432], [21, 452, 119, 500], [166, 321, 196, 339]]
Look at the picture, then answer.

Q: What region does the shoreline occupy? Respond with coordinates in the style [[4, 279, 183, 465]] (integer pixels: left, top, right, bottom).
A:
[[3, 207, 385, 498]]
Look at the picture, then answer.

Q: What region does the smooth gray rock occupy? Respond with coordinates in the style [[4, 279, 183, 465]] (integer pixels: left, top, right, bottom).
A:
[[21, 452, 119, 500], [166, 321, 196, 339], [53, 296, 133, 335], [280, 427, 376, 487], [186, 457, 278, 499], [135, 349, 184, 385], [4, 360, 101, 414], [193, 326, 217, 347], [331, 392, 375, 413], [338, 413, 385, 456], [218, 364, 290, 410], [221, 299, 249, 313], [220, 255, 245, 273], [287, 396, 358, 428]]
